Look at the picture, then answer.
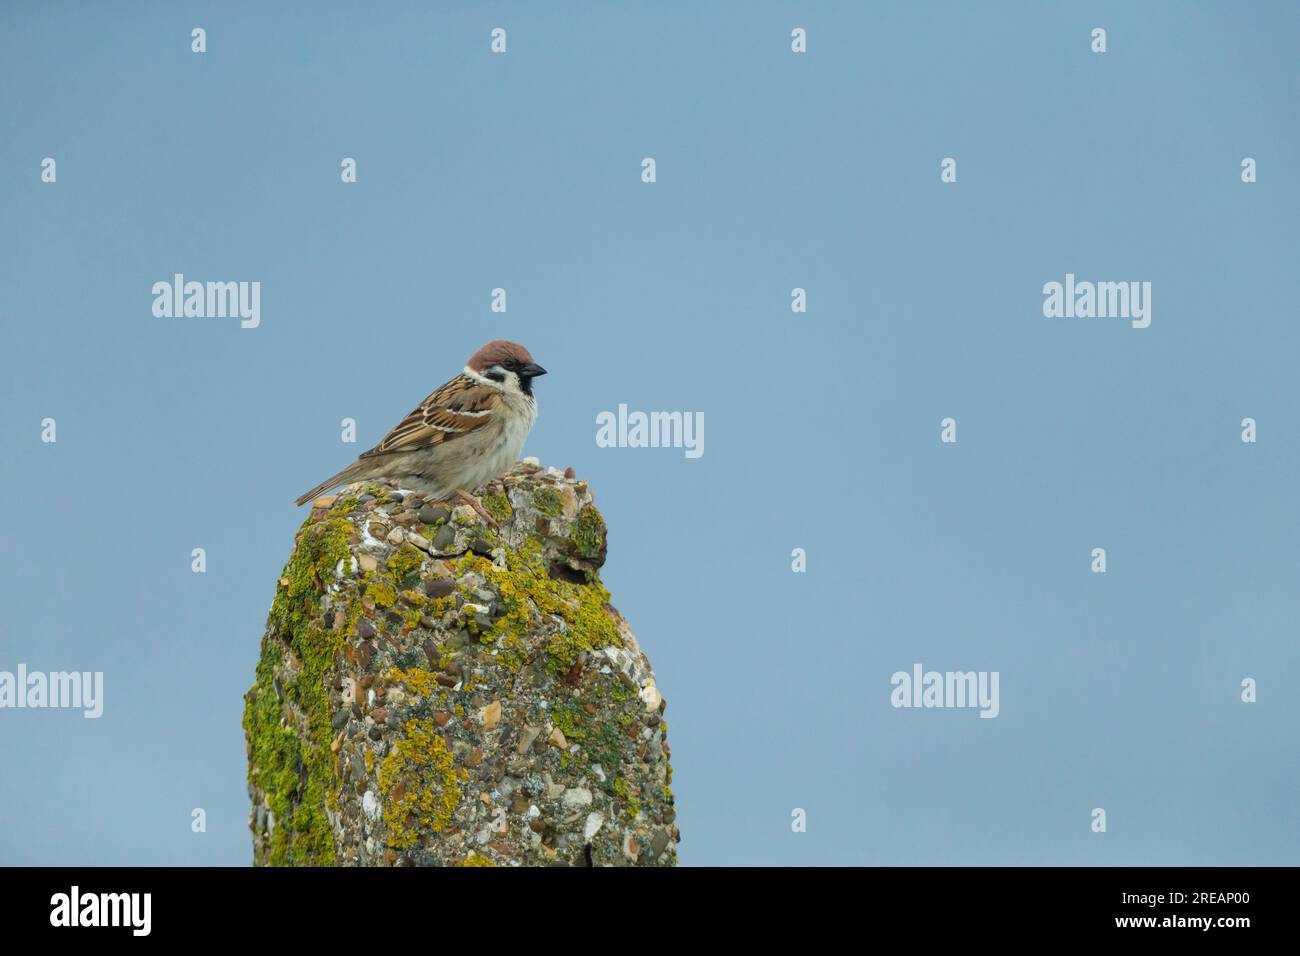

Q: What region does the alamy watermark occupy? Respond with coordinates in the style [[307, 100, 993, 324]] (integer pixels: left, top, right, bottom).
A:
[[50, 886, 150, 936], [152, 274, 261, 328], [595, 405, 704, 459], [0, 665, 103, 718], [1042, 273, 1151, 329], [890, 663, 999, 718]]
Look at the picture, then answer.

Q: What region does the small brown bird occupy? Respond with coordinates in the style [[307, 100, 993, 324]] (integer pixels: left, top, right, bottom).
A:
[[294, 340, 546, 523]]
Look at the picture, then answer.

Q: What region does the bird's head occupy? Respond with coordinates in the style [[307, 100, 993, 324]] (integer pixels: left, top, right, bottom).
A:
[[467, 339, 547, 397]]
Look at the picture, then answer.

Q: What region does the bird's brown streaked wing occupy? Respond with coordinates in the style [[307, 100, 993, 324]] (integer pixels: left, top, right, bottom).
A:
[[359, 375, 499, 459]]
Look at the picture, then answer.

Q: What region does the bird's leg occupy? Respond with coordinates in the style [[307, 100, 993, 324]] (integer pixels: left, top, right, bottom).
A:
[[455, 488, 499, 528]]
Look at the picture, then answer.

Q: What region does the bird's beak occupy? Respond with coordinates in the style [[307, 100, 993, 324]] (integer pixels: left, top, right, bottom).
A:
[[520, 363, 547, 378]]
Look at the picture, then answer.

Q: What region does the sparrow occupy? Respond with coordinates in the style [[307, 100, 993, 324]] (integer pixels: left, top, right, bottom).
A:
[[294, 339, 547, 524]]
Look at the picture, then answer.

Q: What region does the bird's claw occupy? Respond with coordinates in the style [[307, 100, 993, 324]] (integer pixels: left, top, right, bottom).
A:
[[455, 488, 499, 528]]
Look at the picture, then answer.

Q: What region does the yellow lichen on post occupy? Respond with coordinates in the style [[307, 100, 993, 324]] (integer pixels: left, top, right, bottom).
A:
[[379, 718, 461, 849]]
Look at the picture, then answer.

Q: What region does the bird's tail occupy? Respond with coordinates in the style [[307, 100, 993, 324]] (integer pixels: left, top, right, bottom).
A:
[[294, 463, 365, 506]]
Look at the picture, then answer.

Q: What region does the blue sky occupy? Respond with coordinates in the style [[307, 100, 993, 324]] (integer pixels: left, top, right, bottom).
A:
[[1, 1, 1297, 865]]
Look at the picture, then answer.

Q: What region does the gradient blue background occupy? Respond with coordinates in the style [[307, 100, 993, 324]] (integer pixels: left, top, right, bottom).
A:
[[2, 1, 1297, 865]]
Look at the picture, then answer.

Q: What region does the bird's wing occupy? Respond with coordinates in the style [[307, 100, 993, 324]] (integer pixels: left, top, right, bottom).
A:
[[359, 374, 500, 458]]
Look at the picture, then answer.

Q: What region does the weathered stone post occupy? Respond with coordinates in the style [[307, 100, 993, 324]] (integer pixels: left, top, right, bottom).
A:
[[243, 462, 678, 866]]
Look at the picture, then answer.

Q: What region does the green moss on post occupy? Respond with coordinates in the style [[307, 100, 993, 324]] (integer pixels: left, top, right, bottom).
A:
[[532, 486, 563, 517], [569, 504, 606, 560], [482, 490, 513, 523], [243, 516, 354, 866]]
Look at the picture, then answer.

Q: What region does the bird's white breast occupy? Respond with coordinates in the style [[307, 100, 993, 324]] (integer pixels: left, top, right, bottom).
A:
[[460, 394, 537, 491]]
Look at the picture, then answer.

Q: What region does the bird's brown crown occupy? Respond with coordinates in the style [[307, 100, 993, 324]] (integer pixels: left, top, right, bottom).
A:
[[467, 339, 534, 372]]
